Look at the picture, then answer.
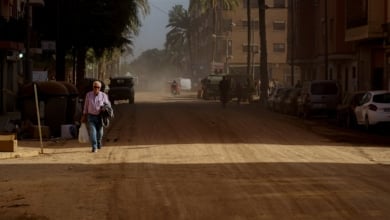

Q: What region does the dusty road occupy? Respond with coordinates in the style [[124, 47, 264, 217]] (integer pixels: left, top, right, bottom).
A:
[[1, 91, 390, 220]]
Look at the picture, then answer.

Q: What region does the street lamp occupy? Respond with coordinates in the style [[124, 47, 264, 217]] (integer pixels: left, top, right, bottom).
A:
[[212, 34, 227, 73], [212, 33, 233, 74]]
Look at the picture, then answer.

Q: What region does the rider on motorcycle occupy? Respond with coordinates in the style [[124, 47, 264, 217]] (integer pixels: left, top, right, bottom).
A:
[[171, 80, 179, 95]]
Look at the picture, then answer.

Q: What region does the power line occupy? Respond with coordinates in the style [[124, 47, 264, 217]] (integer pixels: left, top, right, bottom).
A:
[[150, 2, 169, 15]]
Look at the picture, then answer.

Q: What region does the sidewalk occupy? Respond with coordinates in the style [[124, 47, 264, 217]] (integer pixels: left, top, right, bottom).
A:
[[0, 138, 81, 160]]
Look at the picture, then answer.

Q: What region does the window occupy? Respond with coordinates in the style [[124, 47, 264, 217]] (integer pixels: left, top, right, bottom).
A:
[[346, 0, 368, 28], [273, 43, 285, 52], [243, 0, 259, 8], [274, 0, 285, 8], [241, 20, 259, 29], [310, 82, 339, 95], [273, 21, 285, 31], [373, 93, 390, 103], [242, 44, 259, 53]]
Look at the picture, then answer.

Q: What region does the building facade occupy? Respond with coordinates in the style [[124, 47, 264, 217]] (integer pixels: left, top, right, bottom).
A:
[[190, 0, 294, 87], [345, 0, 389, 91], [0, 0, 44, 116], [292, 0, 390, 94], [0, 0, 25, 114]]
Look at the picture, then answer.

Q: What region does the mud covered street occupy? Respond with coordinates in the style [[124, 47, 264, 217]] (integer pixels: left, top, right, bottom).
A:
[[1, 91, 390, 220]]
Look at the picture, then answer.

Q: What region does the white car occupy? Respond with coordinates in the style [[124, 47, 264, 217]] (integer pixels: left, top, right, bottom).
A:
[[354, 90, 390, 128]]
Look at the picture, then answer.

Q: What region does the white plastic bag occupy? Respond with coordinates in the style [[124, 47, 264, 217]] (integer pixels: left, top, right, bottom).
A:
[[78, 123, 89, 143]]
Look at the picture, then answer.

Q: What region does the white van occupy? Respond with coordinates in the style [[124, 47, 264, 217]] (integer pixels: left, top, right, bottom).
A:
[[178, 78, 192, 91]]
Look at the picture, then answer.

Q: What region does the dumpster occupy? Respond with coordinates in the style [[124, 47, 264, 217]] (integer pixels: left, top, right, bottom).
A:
[[59, 81, 79, 124], [19, 81, 69, 137]]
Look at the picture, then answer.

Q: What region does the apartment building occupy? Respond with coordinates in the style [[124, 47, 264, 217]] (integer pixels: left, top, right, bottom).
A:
[[190, 0, 293, 86], [345, 0, 389, 91], [292, 0, 389, 93]]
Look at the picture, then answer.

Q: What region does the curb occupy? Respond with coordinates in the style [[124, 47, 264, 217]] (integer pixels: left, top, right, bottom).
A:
[[0, 149, 41, 159]]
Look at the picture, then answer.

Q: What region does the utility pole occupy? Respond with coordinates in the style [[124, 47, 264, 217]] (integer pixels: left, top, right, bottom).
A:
[[247, 0, 251, 77], [290, 0, 295, 87], [259, 0, 269, 105], [25, 0, 32, 82], [324, 0, 329, 80], [56, 0, 65, 81]]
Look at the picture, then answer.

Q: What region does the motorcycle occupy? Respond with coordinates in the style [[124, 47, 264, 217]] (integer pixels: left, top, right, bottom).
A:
[[171, 82, 179, 95]]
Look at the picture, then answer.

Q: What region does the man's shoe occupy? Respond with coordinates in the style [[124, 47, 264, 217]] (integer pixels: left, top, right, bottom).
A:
[[92, 149, 98, 153]]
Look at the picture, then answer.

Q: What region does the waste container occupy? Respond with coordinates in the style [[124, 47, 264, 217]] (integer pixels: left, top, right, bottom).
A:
[[19, 81, 69, 137], [59, 81, 79, 124]]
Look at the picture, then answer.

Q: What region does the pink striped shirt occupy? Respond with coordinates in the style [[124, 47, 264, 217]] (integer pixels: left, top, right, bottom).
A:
[[83, 91, 110, 115]]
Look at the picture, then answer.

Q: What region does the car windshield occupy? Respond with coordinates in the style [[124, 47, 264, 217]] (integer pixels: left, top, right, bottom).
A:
[[311, 82, 338, 95], [373, 93, 390, 103], [207, 76, 223, 84], [110, 78, 133, 87]]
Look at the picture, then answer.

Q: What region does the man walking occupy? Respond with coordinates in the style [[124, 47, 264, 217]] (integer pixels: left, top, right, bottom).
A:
[[81, 81, 111, 153], [219, 76, 230, 108]]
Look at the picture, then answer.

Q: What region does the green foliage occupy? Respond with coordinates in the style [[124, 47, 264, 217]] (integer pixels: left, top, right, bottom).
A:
[[189, 0, 240, 14], [36, 0, 150, 58], [165, 5, 191, 66]]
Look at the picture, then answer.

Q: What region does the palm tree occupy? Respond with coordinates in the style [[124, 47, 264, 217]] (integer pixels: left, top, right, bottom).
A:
[[165, 5, 192, 73], [189, 0, 239, 70], [247, 0, 251, 78], [258, 0, 268, 105], [37, 0, 149, 82]]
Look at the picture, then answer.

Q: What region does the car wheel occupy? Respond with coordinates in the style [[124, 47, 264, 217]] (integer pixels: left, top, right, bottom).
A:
[[364, 115, 370, 131], [350, 115, 357, 128], [345, 114, 351, 128], [336, 113, 343, 126]]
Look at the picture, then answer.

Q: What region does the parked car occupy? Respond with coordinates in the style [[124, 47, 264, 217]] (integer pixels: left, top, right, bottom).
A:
[[273, 88, 293, 112], [297, 80, 341, 118], [108, 76, 135, 104], [228, 74, 256, 103], [281, 88, 302, 115], [268, 87, 286, 111], [336, 91, 365, 128], [354, 90, 390, 129], [201, 74, 225, 100]]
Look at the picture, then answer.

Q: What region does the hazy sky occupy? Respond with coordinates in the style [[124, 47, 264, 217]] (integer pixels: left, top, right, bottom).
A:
[[132, 0, 189, 59]]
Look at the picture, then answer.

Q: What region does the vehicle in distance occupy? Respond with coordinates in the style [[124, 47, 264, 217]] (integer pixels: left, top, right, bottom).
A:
[[108, 76, 135, 104]]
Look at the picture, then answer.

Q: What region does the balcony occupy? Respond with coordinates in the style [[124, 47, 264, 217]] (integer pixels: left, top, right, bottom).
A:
[[345, 0, 385, 42]]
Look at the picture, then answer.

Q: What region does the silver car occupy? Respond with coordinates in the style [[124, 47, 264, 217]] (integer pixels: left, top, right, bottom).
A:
[[297, 80, 341, 118]]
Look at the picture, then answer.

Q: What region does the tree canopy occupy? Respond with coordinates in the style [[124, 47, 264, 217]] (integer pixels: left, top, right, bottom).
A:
[[34, 0, 149, 80]]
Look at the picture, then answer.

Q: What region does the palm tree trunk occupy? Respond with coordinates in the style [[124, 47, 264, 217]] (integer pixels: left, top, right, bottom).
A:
[[188, 36, 193, 76], [76, 47, 86, 85], [258, 0, 268, 105], [247, 0, 251, 77]]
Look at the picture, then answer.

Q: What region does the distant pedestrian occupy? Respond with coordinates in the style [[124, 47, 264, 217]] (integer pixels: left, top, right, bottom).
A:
[[81, 81, 111, 153], [235, 81, 243, 104], [219, 76, 230, 108]]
